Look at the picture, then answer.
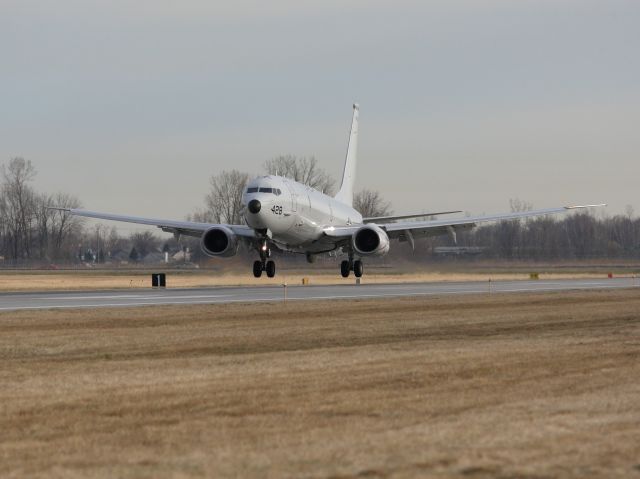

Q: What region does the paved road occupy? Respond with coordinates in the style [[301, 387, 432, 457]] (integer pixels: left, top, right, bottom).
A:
[[0, 278, 637, 312]]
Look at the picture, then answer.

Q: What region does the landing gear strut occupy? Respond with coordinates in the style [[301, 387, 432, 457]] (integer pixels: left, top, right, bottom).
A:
[[253, 243, 276, 278], [340, 257, 363, 278]]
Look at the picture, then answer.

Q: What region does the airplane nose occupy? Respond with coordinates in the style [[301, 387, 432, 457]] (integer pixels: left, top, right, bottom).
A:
[[248, 199, 261, 214]]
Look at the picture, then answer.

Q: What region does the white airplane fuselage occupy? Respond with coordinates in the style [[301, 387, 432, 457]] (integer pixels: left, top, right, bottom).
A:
[[242, 175, 362, 254]]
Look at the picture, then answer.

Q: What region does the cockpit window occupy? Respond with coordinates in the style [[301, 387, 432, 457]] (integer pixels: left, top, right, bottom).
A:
[[249, 186, 281, 195]]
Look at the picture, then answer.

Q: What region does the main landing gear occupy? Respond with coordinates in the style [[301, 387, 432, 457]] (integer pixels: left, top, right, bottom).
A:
[[253, 243, 276, 278], [253, 259, 275, 278], [340, 258, 363, 278]]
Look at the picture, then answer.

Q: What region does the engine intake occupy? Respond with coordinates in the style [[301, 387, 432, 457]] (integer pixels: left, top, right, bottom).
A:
[[352, 225, 390, 256], [200, 226, 239, 257]]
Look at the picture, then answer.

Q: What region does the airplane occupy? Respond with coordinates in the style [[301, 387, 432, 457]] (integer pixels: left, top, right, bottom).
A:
[[51, 104, 605, 278]]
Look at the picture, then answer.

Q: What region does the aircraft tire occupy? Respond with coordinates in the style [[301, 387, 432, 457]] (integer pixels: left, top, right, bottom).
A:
[[253, 260, 263, 278], [340, 260, 350, 278], [353, 260, 363, 278], [266, 260, 276, 278]]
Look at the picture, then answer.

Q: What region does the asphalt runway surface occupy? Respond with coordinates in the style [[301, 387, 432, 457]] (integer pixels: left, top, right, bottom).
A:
[[0, 277, 637, 311]]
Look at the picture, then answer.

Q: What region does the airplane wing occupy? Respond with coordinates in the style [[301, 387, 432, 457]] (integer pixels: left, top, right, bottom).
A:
[[363, 210, 462, 223], [325, 204, 606, 242], [47, 207, 256, 239]]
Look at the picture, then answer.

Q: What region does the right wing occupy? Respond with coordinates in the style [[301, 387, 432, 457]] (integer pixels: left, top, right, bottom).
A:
[[363, 210, 462, 223], [325, 204, 606, 242], [47, 207, 255, 239], [381, 205, 606, 241]]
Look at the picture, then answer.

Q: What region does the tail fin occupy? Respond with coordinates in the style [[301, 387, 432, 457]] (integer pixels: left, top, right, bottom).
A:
[[334, 103, 359, 206]]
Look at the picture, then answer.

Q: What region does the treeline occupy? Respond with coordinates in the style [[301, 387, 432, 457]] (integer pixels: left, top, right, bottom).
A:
[[1, 156, 638, 266], [0, 158, 179, 266], [0, 158, 83, 263], [454, 212, 640, 260]]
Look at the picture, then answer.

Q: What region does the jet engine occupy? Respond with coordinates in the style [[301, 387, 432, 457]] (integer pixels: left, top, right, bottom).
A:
[[352, 224, 390, 256], [200, 226, 239, 257]]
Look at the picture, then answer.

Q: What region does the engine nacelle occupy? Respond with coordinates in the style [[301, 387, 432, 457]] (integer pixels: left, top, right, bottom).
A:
[[352, 224, 390, 257], [200, 226, 239, 257]]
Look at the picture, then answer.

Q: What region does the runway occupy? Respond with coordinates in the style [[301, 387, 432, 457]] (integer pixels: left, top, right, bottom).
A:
[[0, 277, 636, 311]]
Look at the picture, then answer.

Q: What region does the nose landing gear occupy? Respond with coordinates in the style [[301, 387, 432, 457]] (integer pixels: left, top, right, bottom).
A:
[[340, 260, 350, 278], [253, 259, 276, 278], [353, 260, 363, 278], [265, 260, 276, 277], [253, 243, 276, 278]]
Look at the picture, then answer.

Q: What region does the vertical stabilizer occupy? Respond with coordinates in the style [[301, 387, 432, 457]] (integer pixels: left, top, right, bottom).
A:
[[334, 103, 359, 207]]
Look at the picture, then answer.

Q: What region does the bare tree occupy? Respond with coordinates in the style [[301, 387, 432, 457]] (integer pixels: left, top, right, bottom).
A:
[[48, 192, 83, 259], [204, 170, 250, 225], [104, 226, 127, 256], [625, 204, 634, 219], [187, 208, 214, 224], [264, 155, 335, 193], [496, 198, 533, 257], [353, 189, 392, 218], [30, 191, 84, 261], [33, 192, 53, 260], [509, 198, 533, 213], [1, 158, 37, 260], [129, 231, 159, 259]]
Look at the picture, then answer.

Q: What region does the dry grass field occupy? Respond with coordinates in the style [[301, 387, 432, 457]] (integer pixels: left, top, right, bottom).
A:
[[1, 290, 639, 478], [0, 270, 620, 292]]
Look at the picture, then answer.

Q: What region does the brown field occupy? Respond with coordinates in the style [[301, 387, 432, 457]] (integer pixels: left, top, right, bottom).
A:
[[0, 269, 625, 292], [1, 290, 639, 478]]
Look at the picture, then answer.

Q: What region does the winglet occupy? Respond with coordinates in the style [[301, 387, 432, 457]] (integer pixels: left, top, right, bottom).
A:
[[334, 103, 359, 207]]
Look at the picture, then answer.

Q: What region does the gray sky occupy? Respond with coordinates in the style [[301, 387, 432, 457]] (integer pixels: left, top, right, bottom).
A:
[[2, 0, 638, 230]]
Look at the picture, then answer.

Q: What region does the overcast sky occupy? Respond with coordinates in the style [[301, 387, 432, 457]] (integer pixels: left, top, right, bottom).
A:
[[2, 0, 638, 231]]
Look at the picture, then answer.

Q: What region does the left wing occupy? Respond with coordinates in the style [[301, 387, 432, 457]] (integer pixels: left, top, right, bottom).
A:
[[47, 207, 255, 239], [325, 204, 606, 242]]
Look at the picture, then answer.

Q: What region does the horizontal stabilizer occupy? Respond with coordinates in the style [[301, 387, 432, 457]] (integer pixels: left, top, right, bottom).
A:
[[564, 204, 607, 209]]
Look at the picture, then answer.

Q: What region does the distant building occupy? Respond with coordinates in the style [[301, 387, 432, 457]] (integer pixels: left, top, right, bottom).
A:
[[141, 252, 165, 264], [172, 249, 192, 262]]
